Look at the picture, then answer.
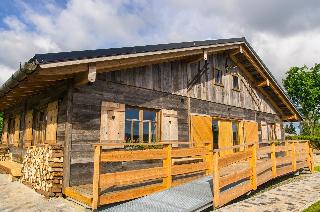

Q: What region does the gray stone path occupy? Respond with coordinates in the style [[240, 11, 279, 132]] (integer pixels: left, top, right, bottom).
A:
[[217, 173, 320, 212], [0, 174, 84, 212]]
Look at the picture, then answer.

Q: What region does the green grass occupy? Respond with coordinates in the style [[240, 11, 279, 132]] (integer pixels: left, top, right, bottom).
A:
[[315, 166, 320, 172], [303, 200, 320, 212]]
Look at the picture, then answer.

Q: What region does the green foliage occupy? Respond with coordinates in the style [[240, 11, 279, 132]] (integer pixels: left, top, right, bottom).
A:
[[286, 135, 320, 150], [314, 166, 320, 173], [283, 64, 320, 136], [284, 122, 296, 134], [303, 200, 320, 212]]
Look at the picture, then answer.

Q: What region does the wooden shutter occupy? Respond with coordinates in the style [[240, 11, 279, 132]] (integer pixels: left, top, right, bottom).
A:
[[1, 118, 8, 144], [218, 120, 233, 156], [161, 109, 178, 144], [14, 115, 20, 147], [24, 110, 33, 147], [190, 115, 212, 147], [275, 123, 282, 140], [100, 102, 125, 148], [261, 121, 268, 142], [243, 121, 258, 143], [46, 101, 58, 144]]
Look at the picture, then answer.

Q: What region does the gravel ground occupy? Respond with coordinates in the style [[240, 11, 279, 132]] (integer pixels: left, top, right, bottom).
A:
[[0, 174, 85, 212]]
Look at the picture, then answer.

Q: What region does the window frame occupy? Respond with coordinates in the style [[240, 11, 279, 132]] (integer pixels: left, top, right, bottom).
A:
[[232, 74, 240, 91], [214, 67, 224, 86], [125, 106, 159, 143]]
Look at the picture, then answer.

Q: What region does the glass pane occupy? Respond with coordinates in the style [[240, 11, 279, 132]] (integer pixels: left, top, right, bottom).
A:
[[125, 120, 140, 143], [143, 122, 149, 143], [212, 120, 219, 149], [133, 121, 140, 142], [233, 76, 239, 89], [125, 108, 139, 120], [151, 122, 157, 143], [125, 120, 131, 142], [232, 122, 239, 145], [143, 110, 156, 121]]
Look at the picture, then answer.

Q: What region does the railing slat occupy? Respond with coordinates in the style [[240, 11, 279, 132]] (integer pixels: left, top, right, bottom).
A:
[[256, 160, 272, 174], [100, 167, 166, 189], [219, 181, 251, 206], [220, 168, 251, 188], [218, 150, 251, 168], [276, 156, 292, 166], [101, 149, 166, 162], [99, 184, 165, 205], [171, 147, 207, 158], [277, 165, 293, 177], [171, 162, 207, 176], [257, 170, 273, 186]]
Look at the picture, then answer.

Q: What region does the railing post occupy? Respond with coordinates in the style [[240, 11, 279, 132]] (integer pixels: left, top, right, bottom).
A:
[[163, 144, 172, 188], [92, 145, 102, 210], [205, 142, 213, 175], [307, 141, 315, 173], [250, 143, 257, 190], [271, 142, 277, 178], [213, 151, 220, 208], [291, 142, 297, 172]]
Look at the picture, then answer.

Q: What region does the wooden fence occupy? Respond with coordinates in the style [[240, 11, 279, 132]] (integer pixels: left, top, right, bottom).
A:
[[84, 140, 313, 209]]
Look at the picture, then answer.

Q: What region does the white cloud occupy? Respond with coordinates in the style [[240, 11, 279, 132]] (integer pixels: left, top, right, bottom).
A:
[[0, 0, 320, 86]]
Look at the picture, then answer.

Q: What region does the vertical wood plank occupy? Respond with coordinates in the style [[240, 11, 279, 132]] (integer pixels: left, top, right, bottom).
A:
[[92, 145, 102, 210], [291, 142, 297, 172], [163, 144, 172, 188], [250, 143, 257, 190], [205, 142, 213, 175], [271, 142, 277, 178], [213, 151, 220, 208], [307, 142, 314, 173], [2, 118, 8, 145], [139, 110, 143, 143], [63, 82, 73, 191], [148, 120, 152, 143]]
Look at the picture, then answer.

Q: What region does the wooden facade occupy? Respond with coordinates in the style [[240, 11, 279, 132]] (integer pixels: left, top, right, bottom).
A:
[[0, 38, 302, 192]]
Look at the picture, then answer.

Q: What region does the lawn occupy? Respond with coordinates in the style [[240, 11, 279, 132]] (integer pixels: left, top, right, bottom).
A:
[[303, 200, 320, 212]]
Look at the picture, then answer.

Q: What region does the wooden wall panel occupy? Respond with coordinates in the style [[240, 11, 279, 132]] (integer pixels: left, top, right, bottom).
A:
[[218, 120, 233, 156], [46, 101, 58, 144], [14, 115, 20, 147], [24, 110, 33, 147], [275, 123, 282, 140], [190, 115, 212, 147], [261, 121, 268, 142]]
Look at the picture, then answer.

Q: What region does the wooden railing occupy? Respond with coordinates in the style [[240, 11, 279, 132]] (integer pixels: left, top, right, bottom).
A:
[[213, 140, 314, 208], [91, 142, 212, 210], [89, 140, 314, 210]]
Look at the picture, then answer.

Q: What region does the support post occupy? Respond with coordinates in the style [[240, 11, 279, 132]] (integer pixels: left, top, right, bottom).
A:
[[307, 141, 315, 173], [250, 143, 257, 190], [213, 151, 220, 208], [271, 142, 277, 178], [291, 142, 297, 172], [205, 142, 213, 175], [92, 145, 102, 210], [163, 144, 172, 188]]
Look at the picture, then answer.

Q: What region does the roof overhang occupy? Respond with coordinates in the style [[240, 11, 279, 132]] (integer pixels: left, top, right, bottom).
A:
[[0, 38, 302, 121]]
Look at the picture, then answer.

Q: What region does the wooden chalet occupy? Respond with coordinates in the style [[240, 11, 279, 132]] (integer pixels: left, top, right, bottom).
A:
[[0, 37, 311, 209]]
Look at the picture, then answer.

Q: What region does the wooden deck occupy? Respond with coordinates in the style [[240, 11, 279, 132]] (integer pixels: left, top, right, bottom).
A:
[[64, 140, 314, 210]]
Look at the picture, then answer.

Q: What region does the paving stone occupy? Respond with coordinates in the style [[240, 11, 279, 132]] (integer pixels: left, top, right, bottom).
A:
[[216, 173, 320, 212]]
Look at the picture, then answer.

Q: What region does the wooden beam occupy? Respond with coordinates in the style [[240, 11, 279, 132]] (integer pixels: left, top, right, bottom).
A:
[[63, 81, 73, 191], [256, 79, 270, 87], [281, 114, 298, 121], [74, 63, 96, 86]]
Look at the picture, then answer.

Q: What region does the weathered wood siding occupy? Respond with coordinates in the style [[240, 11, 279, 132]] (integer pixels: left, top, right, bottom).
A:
[[69, 53, 283, 185]]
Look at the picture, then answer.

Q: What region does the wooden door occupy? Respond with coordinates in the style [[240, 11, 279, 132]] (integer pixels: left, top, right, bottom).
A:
[[100, 102, 125, 148], [190, 115, 212, 147], [243, 121, 259, 143], [218, 120, 233, 156], [24, 110, 33, 147]]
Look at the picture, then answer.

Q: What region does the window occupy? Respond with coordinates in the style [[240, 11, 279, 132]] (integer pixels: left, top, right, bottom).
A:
[[125, 107, 158, 143], [232, 122, 240, 152], [214, 69, 223, 85], [232, 75, 239, 90], [212, 120, 219, 149]]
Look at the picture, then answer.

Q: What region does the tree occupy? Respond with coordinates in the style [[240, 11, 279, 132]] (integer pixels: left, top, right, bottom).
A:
[[285, 122, 296, 134], [283, 64, 320, 136]]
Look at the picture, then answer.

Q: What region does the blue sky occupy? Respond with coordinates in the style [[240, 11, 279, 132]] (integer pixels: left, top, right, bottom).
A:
[[0, 0, 320, 93]]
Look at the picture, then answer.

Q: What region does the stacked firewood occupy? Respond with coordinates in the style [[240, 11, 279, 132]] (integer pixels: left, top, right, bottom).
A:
[[21, 145, 64, 197], [0, 145, 10, 161]]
